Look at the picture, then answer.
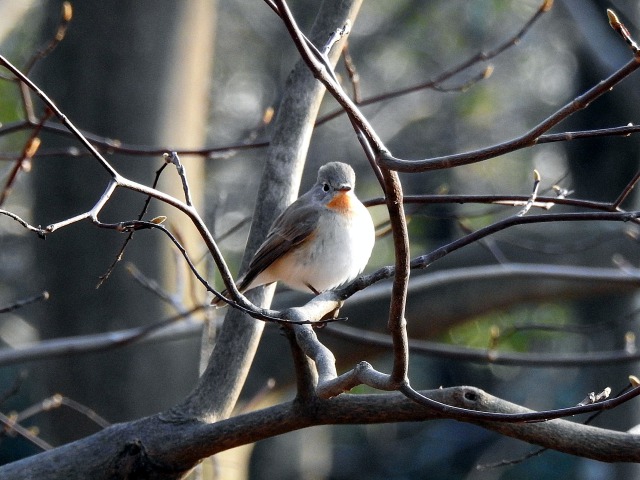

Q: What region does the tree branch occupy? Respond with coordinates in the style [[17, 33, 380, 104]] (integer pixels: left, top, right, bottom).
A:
[[3, 386, 639, 478], [380, 55, 640, 171], [168, 0, 364, 423]]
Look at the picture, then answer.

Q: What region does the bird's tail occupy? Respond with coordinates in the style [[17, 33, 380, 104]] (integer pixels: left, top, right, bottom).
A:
[[211, 275, 249, 308], [210, 289, 230, 308]]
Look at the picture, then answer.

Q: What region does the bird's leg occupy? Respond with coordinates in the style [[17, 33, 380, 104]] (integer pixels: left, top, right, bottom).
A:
[[318, 298, 344, 328], [305, 282, 321, 295], [304, 283, 342, 327]]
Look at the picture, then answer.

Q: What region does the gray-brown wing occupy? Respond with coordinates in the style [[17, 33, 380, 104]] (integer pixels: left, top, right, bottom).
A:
[[238, 199, 321, 290]]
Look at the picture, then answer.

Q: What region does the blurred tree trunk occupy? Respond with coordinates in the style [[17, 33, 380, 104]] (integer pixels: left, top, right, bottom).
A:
[[31, 0, 215, 446]]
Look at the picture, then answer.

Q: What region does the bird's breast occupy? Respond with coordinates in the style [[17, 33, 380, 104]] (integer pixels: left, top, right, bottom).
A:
[[326, 190, 351, 213]]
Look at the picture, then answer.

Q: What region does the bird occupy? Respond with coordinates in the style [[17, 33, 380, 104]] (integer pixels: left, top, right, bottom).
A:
[[212, 161, 375, 307]]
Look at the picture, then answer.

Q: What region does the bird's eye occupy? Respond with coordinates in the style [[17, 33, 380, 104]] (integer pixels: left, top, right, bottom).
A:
[[322, 183, 330, 192]]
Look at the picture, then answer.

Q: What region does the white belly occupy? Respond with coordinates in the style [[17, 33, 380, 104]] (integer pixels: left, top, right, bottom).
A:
[[279, 202, 375, 292]]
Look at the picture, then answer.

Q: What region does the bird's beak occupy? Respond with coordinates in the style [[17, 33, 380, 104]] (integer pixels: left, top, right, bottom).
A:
[[337, 184, 352, 192]]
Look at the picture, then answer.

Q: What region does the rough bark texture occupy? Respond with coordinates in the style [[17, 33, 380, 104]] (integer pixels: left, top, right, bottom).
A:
[[168, 0, 363, 424], [3, 387, 640, 478]]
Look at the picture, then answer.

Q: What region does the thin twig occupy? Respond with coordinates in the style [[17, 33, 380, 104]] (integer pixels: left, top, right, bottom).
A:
[[125, 262, 180, 310], [317, 0, 551, 125], [341, 42, 361, 102], [97, 162, 169, 288], [0, 209, 46, 237], [164, 152, 193, 206], [409, 210, 640, 270], [0, 119, 270, 158], [22, 2, 73, 75], [0, 109, 50, 207], [0, 410, 52, 451], [0, 56, 119, 178], [613, 170, 640, 209], [517, 169, 541, 216], [8, 1, 70, 123], [16, 394, 110, 429], [337, 209, 640, 302], [363, 193, 609, 211], [608, 9, 639, 54], [322, 21, 351, 56], [381, 56, 640, 172], [0, 291, 49, 314], [476, 446, 546, 470]]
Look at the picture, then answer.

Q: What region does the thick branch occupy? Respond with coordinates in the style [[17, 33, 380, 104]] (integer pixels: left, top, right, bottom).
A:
[[168, 0, 364, 423], [3, 387, 639, 479]]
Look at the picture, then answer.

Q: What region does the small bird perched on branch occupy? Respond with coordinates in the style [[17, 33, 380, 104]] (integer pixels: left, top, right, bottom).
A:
[[212, 161, 375, 307]]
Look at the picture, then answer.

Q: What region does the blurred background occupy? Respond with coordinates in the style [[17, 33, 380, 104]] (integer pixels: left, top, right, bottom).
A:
[[1, 0, 639, 478]]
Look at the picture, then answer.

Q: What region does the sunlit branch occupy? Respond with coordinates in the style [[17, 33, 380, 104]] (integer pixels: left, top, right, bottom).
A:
[[380, 55, 640, 172], [273, 0, 411, 393], [400, 382, 640, 423]]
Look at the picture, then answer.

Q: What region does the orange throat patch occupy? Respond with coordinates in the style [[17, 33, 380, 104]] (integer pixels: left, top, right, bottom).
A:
[[326, 191, 351, 212]]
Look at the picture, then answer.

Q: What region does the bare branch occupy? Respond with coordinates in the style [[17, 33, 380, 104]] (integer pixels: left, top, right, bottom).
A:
[[382, 59, 640, 171], [0, 306, 205, 367], [0, 410, 52, 451], [410, 211, 640, 270], [608, 9, 639, 54], [517, 169, 542, 216], [400, 382, 640, 423], [0, 55, 118, 178], [5, 386, 640, 478], [0, 291, 49, 314], [97, 162, 170, 288], [0, 209, 47, 237], [15, 394, 110, 429], [317, 0, 552, 125], [341, 42, 361, 102], [363, 192, 612, 211], [0, 118, 270, 158], [163, 152, 193, 206], [337, 209, 640, 304], [0, 109, 49, 207], [380, 9, 640, 173], [379, 167, 410, 387], [273, 0, 412, 394], [22, 2, 73, 76], [613, 170, 640, 209], [0, 55, 256, 317]]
